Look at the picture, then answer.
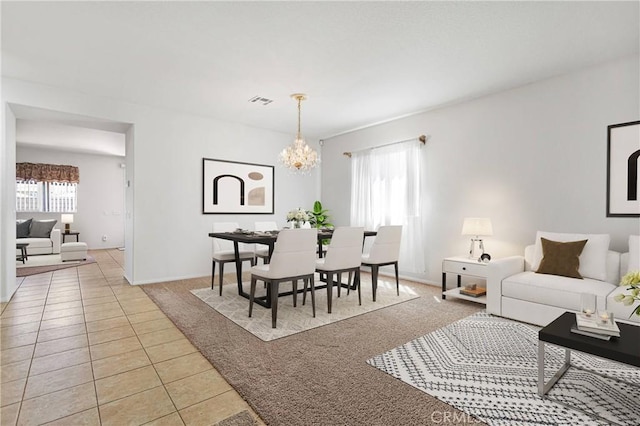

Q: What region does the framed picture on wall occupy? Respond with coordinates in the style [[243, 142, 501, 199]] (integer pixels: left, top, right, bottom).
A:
[[607, 121, 640, 217], [202, 158, 274, 214]]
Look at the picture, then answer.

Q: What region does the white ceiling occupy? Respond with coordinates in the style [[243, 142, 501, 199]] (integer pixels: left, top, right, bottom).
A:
[[16, 119, 126, 157], [2, 1, 639, 141]]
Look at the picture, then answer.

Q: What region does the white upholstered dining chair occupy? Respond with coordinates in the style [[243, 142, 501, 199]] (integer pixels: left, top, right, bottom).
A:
[[254, 221, 279, 264], [249, 228, 318, 328], [211, 222, 255, 295], [313, 227, 364, 313], [360, 225, 402, 302]]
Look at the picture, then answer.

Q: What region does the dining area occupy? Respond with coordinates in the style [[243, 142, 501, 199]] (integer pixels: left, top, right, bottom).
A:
[[205, 223, 405, 333]]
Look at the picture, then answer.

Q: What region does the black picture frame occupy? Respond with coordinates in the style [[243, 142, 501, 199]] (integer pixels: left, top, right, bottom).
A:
[[202, 158, 275, 214], [607, 120, 640, 217]]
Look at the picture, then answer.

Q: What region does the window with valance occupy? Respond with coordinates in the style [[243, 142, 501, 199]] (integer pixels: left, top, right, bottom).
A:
[[16, 162, 79, 212]]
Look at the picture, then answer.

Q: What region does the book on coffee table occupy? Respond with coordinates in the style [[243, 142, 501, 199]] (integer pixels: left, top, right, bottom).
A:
[[575, 313, 620, 337], [570, 323, 612, 340]]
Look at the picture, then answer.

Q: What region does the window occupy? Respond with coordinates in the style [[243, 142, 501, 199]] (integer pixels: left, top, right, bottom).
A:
[[16, 162, 79, 212], [16, 180, 77, 212], [350, 140, 425, 276]]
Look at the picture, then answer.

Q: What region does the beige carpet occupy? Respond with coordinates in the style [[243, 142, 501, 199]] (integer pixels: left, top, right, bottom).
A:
[[191, 275, 420, 341], [142, 273, 485, 426]]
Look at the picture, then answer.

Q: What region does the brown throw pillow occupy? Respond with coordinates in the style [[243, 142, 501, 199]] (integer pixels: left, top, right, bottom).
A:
[[536, 237, 587, 279]]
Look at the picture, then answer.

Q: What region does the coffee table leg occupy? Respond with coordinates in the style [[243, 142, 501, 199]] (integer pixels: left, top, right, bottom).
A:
[[539, 341, 571, 396], [538, 340, 545, 396]]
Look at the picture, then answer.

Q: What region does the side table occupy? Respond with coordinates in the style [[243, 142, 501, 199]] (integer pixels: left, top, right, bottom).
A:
[[62, 231, 80, 243], [16, 243, 29, 264], [442, 256, 488, 304]]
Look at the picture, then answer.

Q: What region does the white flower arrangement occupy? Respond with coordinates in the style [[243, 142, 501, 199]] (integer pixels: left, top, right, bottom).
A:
[[614, 270, 640, 318], [286, 208, 309, 227]]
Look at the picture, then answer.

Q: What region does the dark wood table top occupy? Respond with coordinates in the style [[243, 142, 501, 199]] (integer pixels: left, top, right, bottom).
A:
[[539, 311, 640, 367], [208, 229, 376, 243]]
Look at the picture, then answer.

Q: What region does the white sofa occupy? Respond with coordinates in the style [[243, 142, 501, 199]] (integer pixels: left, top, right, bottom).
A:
[[487, 233, 638, 326], [17, 228, 61, 255]]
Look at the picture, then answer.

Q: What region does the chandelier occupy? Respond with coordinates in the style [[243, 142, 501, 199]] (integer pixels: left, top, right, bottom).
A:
[[279, 93, 319, 173]]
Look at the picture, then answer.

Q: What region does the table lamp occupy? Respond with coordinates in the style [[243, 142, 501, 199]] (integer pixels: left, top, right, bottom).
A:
[[461, 217, 493, 260], [61, 214, 74, 234]]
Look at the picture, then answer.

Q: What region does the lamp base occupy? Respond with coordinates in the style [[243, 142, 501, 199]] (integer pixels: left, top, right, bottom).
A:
[[64, 224, 71, 234], [468, 238, 485, 260]]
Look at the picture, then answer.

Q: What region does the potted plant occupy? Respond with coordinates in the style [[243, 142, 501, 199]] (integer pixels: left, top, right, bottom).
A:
[[307, 200, 333, 229]]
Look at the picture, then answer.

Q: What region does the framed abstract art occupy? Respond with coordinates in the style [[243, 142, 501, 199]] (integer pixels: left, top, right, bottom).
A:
[[202, 158, 274, 214], [607, 121, 640, 217]]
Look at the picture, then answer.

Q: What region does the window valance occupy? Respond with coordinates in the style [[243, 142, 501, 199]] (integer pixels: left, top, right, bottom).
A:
[[16, 162, 80, 183]]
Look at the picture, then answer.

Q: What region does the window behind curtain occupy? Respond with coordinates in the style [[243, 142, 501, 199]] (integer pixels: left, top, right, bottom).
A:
[[350, 140, 425, 276], [16, 180, 78, 212], [16, 163, 79, 213]]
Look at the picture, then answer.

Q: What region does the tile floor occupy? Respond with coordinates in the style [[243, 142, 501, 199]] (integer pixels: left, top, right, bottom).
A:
[[1, 249, 264, 426]]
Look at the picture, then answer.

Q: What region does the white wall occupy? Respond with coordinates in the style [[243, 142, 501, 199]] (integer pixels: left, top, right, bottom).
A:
[[1, 105, 18, 301], [321, 55, 640, 285], [16, 146, 125, 249], [2, 78, 320, 292]]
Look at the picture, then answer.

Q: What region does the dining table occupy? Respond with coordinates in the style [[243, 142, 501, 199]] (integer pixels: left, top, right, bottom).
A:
[[208, 229, 376, 308]]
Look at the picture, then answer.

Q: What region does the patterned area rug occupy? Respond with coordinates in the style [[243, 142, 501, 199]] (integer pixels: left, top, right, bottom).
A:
[[367, 312, 640, 425], [191, 274, 420, 341], [16, 254, 96, 277]]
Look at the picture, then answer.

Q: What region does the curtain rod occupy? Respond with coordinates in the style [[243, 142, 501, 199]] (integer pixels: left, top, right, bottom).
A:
[[343, 135, 427, 158]]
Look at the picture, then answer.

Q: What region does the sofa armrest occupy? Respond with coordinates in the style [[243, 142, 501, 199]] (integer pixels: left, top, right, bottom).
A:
[[51, 229, 61, 254], [487, 256, 524, 316]]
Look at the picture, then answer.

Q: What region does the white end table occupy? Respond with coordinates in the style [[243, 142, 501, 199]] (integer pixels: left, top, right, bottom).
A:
[[442, 256, 488, 305]]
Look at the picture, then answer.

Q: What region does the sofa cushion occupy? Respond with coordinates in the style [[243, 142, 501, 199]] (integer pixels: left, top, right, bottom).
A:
[[17, 219, 32, 238], [503, 271, 615, 312], [628, 235, 639, 273], [532, 231, 610, 281], [536, 238, 586, 279], [29, 220, 57, 238]]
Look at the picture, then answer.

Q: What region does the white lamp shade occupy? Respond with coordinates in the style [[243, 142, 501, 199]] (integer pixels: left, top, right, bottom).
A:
[[461, 218, 493, 236], [61, 214, 74, 224]]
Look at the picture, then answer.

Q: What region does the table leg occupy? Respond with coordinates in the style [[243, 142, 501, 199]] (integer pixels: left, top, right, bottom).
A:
[[442, 272, 446, 299], [233, 241, 243, 295], [538, 341, 571, 396]]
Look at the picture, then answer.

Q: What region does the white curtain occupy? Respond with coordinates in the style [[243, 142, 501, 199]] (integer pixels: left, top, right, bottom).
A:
[[350, 140, 425, 276]]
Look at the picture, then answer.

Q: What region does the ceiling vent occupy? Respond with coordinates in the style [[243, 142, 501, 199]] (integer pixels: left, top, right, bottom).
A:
[[248, 96, 274, 106]]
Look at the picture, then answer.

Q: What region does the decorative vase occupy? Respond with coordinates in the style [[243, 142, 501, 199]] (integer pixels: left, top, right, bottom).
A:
[[293, 221, 300, 229]]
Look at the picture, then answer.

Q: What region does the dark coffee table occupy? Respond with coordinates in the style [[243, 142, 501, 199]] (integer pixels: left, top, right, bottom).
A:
[[16, 243, 29, 263], [538, 311, 640, 422]]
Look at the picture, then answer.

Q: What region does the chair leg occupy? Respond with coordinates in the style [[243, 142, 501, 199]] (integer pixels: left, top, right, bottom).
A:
[[327, 272, 334, 314], [302, 279, 308, 306], [394, 262, 399, 296], [337, 273, 342, 298], [292, 280, 298, 308], [219, 262, 225, 296], [271, 281, 279, 328], [347, 271, 353, 295], [310, 275, 316, 318], [249, 275, 257, 317], [211, 261, 216, 290], [371, 265, 378, 302], [356, 269, 361, 305]]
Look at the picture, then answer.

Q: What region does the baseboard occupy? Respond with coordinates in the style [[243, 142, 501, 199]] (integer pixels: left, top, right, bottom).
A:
[[131, 273, 207, 286], [359, 266, 436, 286]]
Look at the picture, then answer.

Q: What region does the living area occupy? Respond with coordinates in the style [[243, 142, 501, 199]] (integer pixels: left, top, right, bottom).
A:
[[14, 129, 127, 276], [1, 2, 639, 426]]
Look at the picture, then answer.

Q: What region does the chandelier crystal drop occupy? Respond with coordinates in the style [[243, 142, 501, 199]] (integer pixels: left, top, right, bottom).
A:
[[279, 93, 319, 173]]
